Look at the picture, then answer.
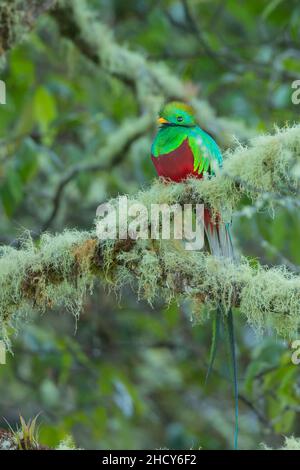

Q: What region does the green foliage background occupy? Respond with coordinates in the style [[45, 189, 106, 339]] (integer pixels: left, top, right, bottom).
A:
[[0, 0, 299, 450]]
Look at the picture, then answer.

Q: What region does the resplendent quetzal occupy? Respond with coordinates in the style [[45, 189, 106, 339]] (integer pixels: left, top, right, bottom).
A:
[[151, 101, 238, 449]]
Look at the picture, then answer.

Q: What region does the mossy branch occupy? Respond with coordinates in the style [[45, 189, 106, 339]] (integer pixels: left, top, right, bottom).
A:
[[0, 0, 56, 56], [0, 224, 299, 346], [113, 124, 300, 216], [1, 123, 300, 343]]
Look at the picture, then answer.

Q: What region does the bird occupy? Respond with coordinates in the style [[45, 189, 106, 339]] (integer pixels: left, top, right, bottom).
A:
[[151, 101, 239, 450]]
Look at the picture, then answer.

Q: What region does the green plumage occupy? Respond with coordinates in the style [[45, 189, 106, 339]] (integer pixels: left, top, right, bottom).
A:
[[151, 102, 223, 175]]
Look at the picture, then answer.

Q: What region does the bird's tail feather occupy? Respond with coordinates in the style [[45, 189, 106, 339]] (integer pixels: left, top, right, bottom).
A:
[[204, 208, 238, 450], [204, 209, 234, 259], [225, 307, 239, 450], [205, 306, 221, 385]]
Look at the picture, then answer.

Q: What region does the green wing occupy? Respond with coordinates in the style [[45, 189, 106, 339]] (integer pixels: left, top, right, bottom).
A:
[[187, 127, 223, 175], [151, 126, 187, 157]]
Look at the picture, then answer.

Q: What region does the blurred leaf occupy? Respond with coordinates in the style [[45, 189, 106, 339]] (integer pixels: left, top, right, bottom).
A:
[[0, 169, 23, 216], [261, 0, 285, 19], [17, 138, 39, 183], [33, 86, 57, 134]]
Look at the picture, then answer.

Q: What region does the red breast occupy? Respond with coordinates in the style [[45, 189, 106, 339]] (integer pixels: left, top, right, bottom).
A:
[[151, 138, 202, 182]]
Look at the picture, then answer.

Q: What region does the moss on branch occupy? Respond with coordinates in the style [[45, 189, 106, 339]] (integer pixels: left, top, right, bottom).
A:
[[0, 123, 299, 344], [0, 122, 300, 342], [109, 124, 300, 218], [0, 225, 299, 347], [0, 0, 56, 57], [262, 436, 300, 450]]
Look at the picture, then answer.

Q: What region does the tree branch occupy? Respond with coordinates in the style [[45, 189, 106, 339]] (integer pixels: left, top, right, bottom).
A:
[[0, 123, 299, 343], [0, 224, 299, 346], [0, 0, 56, 56], [127, 124, 300, 218]]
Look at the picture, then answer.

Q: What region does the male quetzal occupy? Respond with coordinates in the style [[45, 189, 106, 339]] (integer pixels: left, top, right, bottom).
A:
[[151, 101, 238, 449]]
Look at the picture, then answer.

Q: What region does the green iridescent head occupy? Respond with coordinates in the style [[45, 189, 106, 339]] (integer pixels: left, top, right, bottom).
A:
[[158, 101, 197, 127]]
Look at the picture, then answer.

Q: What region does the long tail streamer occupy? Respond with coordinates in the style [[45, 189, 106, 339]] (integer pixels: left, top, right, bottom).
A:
[[203, 209, 238, 449], [225, 308, 239, 450], [205, 306, 221, 385]]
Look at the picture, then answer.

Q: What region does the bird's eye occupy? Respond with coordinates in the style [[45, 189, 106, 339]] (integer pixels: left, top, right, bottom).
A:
[[177, 116, 183, 122]]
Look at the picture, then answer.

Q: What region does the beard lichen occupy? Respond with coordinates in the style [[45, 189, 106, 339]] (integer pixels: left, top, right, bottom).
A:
[[0, 226, 300, 346], [240, 266, 300, 337], [98, 237, 300, 339], [1, 124, 300, 344], [137, 124, 299, 216], [0, 230, 95, 346], [261, 436, 300, 450]]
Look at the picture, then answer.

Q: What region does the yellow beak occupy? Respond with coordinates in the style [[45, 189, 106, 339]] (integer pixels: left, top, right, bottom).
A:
[[157, 117, 169, 124]]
